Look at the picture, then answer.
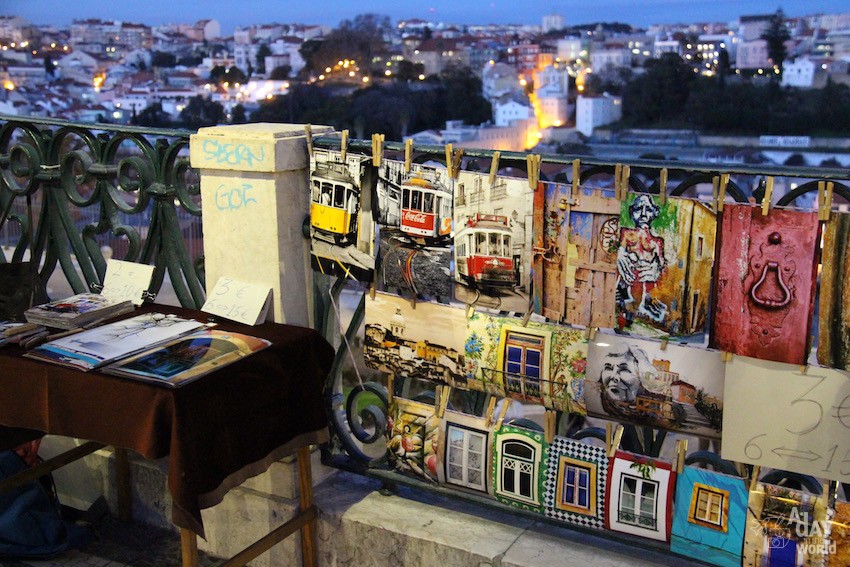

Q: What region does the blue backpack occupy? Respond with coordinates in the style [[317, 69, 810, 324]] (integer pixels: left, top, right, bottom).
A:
[[0, 450, 69, 558]]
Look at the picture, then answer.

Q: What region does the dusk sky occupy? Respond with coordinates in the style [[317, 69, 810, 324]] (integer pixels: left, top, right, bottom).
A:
[[8, 0, 850, 33]]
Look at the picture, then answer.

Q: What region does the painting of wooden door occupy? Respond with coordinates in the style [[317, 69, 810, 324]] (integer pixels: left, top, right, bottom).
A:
[[818, 212, 850, 370], [711, 205, 820, 365], [532, 181, 619, 328]]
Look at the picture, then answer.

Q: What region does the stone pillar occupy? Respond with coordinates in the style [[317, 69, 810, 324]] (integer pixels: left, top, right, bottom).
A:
[[189, 123, 334, 326]]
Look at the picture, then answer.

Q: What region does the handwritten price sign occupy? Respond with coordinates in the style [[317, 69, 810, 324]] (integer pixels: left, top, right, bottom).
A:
[[201, 277, 271, 326], [102, 260, 154, 305], [722, 356, 850, 482]]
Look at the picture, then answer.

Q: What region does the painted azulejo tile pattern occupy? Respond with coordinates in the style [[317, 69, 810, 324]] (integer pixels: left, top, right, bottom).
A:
[[543, 435, 608, 529]]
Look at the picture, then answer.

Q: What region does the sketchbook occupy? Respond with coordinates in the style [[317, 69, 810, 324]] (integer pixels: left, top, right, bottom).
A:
[[24, 293, 135, 330], [24, 313, 206, 371], [102, 330, 271, 387]]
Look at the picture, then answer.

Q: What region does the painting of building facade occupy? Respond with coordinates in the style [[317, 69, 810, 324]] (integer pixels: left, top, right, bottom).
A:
[[616, 194, 716, 337], [605, 450, 675, 542], [454, 171, 533, 314], [465, 312, 587, 413], [492, 424, 548, 512], [818, 212, 850, 370], [437, 410, 493, 494], [827, 500, 850, 566], [711, 205, 820, 365], [364, 292, 468, 389], [386, 398, 439, 483], [375, 159, 454, 301], [532, 181, 620, 328], [742, 482, 828, 566], [543, 435, 608, 528], [309, 148, 376, 281], [585, 334, 724, 438], [670, 466, 748, 567]]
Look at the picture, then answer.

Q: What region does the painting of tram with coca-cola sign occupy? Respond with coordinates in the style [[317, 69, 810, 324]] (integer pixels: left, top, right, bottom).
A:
[[375, 159, 454, 302], [453, 171, 533, 314]]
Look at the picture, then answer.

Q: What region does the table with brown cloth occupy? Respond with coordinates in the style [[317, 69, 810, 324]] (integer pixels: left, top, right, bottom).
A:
[[0, 304, 334, 538]]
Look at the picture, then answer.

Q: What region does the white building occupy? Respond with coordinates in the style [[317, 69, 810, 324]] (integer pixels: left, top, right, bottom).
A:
[[533, 65, 569, 128], [697, 33, 737, 66], [576, 93, 622, 137], [494, 99, 534, 128], [270, 38, 306, 76], [542, 14, 565, 33], [781, 57, 826, 87], [481, 62, 521, 102], [654, 39, 682, 58], [590, 48, 632, 72], [736, 39, 769, 70]]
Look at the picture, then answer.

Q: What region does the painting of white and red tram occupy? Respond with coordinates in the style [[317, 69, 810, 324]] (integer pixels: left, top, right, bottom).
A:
[[454, 214, 517, 289]]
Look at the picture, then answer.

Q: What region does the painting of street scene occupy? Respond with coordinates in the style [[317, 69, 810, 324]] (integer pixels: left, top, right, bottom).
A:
[[375, 159, 453, 301], [309, 148, 376, 282], [585, 334, 724, 439], [364, 291, 468, 389], [454, 171, 533, 314]]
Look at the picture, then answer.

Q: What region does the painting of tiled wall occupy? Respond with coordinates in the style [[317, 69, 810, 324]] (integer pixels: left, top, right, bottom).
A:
[[543, 435, 608, 529]]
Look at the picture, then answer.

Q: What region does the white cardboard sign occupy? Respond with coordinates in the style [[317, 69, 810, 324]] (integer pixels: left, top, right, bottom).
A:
[[101, 259, 155, 305], [722, 355, 850, 482], [201, 277, 271, 326]]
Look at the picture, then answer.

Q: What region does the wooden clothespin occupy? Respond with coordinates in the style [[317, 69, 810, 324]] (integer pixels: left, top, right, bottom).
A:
[[527, 154, 541, 189], [749, 465, 761, 491], [445, 143, 454, 179], [717, 173, 729, 212], [387, 373, 395, 404], [371, 133, 385, 167], [620, 165, 631, 200], [584, 327, 597, 341], [659, 167, 668, 206], [819, 181, 835, 221], [404, 139, 413, 173], [369, 283, 376, 300], [495, 398, 512, 430], [675, 438, 688, 474], [521, 308, 532, 327], [614, 163, 623, 200], [544, 410, 557, 444], [761, 176, 774, 216], [660, 337, 669, 351], [711, 176, 719, 209], [340, 129, 349, 162], [607, 424, 624, 458], [722, 351, 733, 363], [451, 148, 464, 180], [571, 158, 581, 195], [435, 385, 451, 418], [489, 151, 501, 187], [409, 296, 416, 310], [466, 303, 476, 319], [304, 124, 313, 157], [485, 396, 498, 428]]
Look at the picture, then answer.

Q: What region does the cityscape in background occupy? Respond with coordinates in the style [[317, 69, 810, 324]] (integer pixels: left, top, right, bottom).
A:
[[1, 10, 849, 169]]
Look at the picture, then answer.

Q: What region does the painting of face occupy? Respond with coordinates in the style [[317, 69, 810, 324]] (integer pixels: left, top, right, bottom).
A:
[[629, 194, 660, 228], [600, 351, 642, 403]]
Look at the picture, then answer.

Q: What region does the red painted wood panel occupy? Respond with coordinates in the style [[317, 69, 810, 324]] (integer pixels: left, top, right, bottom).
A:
[[711, 205, 820, 365]]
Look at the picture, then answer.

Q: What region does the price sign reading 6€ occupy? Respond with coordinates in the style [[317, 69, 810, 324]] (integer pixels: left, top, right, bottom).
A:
[[201, 276, 271, 326], [101, 259, 155, 305]]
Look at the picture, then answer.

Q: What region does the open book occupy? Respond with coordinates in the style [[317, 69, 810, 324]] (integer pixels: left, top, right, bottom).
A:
[[102, 330, 271, 387], [24, 313, 206, 371]]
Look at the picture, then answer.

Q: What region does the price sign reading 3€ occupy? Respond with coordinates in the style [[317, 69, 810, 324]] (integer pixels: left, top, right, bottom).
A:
[[201, 277, 271, 326]]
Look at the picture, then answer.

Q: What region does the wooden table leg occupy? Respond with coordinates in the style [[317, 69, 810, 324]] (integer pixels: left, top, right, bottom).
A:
[[114, 447, 132, 522], [180, 528, 200, 567], [297, 446, 316, 567]]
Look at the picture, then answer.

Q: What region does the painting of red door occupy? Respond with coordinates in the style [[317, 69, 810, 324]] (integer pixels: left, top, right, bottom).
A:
[[711, 204, 820, 365]]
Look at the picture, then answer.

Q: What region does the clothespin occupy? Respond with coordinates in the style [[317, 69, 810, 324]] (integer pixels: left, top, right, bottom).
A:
[[521, 308, 532, 327], [371, 133, 384, 167], [675, 438, 688, 474], [485, 397, 498, 428], [435, 385, 451, 418], [761, 176, 774, 216], [404, 139, 413, 173], [584, 327, 597, 341], [614, 163, 623, 199], [800, 365, 807, 375], [304, 124, 313, 157], [660, 337, 668, 351], [369, 283, 376, 300], [489, 151, 501, 187], [571, 159, 581, 195], [466, 303, 476, 319], [340, 129, 349, 162], [819, 181, 835, 221], [387, 373, 395, 404], [409, 296, 416, 310], [445, 143, 454, 179], [711, 176, 719, 209], [526, 154, 541, 189], [451, 148, 464, 180], [544, 410, 557, 444], [722, 352, 733, 363], [607, 424, 624, 458], [659, 167, 668, 206], [495, 398, 512, 430], [749, 465, 761, 491], [717, 173, 729, 212], [620, 165, 631, 200]]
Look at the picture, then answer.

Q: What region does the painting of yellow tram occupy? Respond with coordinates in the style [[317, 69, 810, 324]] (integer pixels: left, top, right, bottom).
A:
[[310, 162, 359, 244]]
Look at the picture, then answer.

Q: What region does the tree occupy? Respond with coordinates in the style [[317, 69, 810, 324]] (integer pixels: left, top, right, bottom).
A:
[[395, 60, 424, 82], [132, 103, 171, 127], [179, 96, 225, 129], [43, 54, 55, 77], [230, 104, 248, 124], [299, 13, 390, 77], [439, 65, 492, 126], [622, 53, 694, 125], [210, 65, 247, 86], [761, 9, 791, 76], [151, 51, 177, 68], [255, 43, 272, 75], [269, 65, 292, 80]]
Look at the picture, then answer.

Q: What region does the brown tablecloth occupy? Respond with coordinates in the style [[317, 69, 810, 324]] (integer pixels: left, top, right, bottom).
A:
[[0, 305, 333, 538]]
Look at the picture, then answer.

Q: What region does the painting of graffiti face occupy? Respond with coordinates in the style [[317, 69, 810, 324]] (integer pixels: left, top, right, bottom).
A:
[[617, 196, 668, 324], [629, 194, 660, 228], [599, 348, 646, 403]]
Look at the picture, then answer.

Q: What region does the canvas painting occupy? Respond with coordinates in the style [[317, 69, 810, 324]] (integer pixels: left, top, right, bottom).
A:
[[585, 334, 724, 438], [605, 450, 675, 542], [364, 291, 468, 389], [465, 311, 587, 413], [309, 148, 375, 282], [616, 194, 716, 338], [742, 482, 828, 567], [711, 204, 820, 365], [543, 435, 608, 529], [532, 181, 620, 328], [453, 171, 533, 315], [818, 212, 850, 370], [437, 410, 493, 494], [492, 424, 548, 512], [375, 159, 453, 301], [386, 397, 439, 483], [827, 500, 850, 566], [670, 466, 748, 567]]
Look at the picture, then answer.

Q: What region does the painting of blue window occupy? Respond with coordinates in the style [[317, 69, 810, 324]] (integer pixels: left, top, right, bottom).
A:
[[543, 435, 607, 528]]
